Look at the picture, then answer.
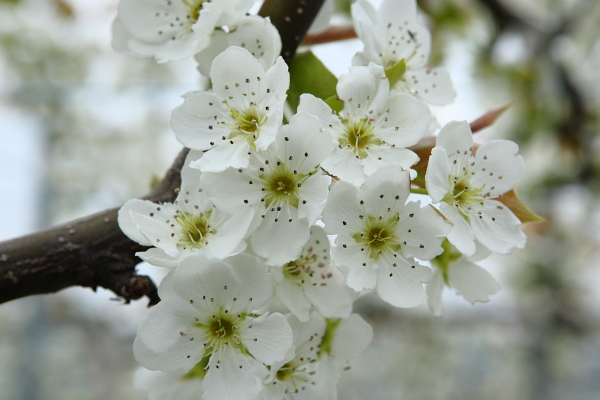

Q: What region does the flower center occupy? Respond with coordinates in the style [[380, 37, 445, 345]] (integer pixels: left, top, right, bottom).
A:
[[444, 176, 485, 217], [183, 0, 207, 24], [282, 249, 321, 285], [210, 317, 234, 339], [223, 104, 268, 150], [260, 164, 307, 209], [352, 215, 401, 260], [338, 118, 381, 159], [175, 210, 215, 248]]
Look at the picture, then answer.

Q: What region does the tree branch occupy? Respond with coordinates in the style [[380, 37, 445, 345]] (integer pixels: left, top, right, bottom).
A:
[[0, 0, 327, 306], [0, 148, 189, 305], [259, 0, 327, 63]]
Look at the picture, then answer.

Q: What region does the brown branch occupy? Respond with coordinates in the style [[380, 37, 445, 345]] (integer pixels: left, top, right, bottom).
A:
[[0, 148, 189, 305], [302, 25, 357, 45], [259, 0, 327, 63]]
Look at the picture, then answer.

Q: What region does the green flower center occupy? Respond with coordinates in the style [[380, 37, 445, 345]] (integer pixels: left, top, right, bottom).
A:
[[210, 317, 234, 339], [175, 210, 214, 249], [261, 164, 310, 209], [352, 214, 401, 260], [443, 175, 485, 218], [282, 250, 320, 285], [223, 104, 268, 151], [338, 118, 381, 159]]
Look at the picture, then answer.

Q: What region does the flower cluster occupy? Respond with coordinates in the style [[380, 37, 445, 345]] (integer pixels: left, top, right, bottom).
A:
[[115, 0, 533, 398]]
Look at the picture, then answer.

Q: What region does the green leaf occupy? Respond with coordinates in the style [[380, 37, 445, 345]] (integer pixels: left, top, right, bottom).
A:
[[384, 59, 406, 87], [287, 51, 338, 113], [495, 189, 545, 224], [325, 95, 344, 113]]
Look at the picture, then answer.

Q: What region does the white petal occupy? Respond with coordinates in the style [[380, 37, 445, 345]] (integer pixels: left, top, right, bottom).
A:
[[375, 256, 431, 308], [313, 356, 340, 400], [321, 147, 367, 187], [338, 64, 387, 116], [131, 212, 180, 257], [471, 199, 526, 254], [203, 346, 258, 400], [298, 94, 340, 128], [448, 258, 501, 304], [211, 46, 266, 101], [435, 121, 473, 172], [137, 247, 179, 268], [360, 166, 411, 217], [278, 112, 333, 173], [472, 139, 524, 197], [137, 298, 196, 353], [332, 241, 378, 293], [304, 281, 352, 320], [321, 181, 363, 233], [203, 210, 253, 259], [397, 202, 451, 261], [251, 208, 309, 266], [361, 146, 419, 176], [196, 140, 251, 172], [264, 55, 290, 108], [225, 252, 274, 313], [441, 202, 476, 256], [405, 66, 456, 106], [425, 147, 452, 203], [171, 91, 227, 151], [195, 29, 229, 76], [426, 268, 445, 316], [133, 337, 199, 374], [241, 313, 293, 365], [200, 168, 261, 213], [275, 278, 312, 322], [117, 199, 156, 246], [378, 93, 431, 148], [172, 255, 237, 315], [111, 17, 131, 54], [330, 314, 373, 362], [297, 173, 331, 225]]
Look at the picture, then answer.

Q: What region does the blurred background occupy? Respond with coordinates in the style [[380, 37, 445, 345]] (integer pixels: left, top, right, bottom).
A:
[[1, 0, 600, 399]]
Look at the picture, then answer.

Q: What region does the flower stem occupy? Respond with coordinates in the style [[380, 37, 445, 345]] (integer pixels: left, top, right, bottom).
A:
[[410, 188, 429, 195]]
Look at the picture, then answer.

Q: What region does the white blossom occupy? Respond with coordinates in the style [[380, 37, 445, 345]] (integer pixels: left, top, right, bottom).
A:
[[258, 312, 326, 400], [425, 120, 527, 256], [195, 16, 282, 77], [172, 46, 289, 172], [351, 0, 456, 105], [299, 63, 431, 187], [133, 366, 204, 400], [313, 314, 373, 400], [134, 253, 292, 400], [117, 151, 252, 267], [199, 112, 333, 266], [322, 166, 452, 308], [426, 240, 500, 316], [272, 226, 352, 322], [112, 0, 254, 63]]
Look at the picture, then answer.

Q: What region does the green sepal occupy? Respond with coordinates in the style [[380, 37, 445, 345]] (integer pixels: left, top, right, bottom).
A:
[[287, 51, 338, 113], [181, 351, 211, 380], [319, 318, 342, 357], [495, 189, 545, 224], [384, 58, 407, 87], [431, 239, 462, 284]]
